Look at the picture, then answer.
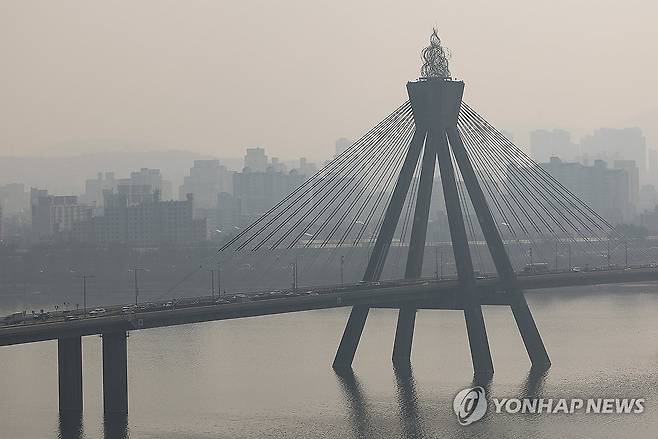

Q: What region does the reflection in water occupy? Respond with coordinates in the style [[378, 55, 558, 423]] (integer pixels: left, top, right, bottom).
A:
[[472, 368, 494, 394], [58, 412, 83, 439], [393, 365, 425, 439], [104, 414, 129, 439], [335, 369, 371, 439], [520, 365, 550, 399]]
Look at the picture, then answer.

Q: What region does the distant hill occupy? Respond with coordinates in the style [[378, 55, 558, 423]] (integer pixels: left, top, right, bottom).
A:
[[0, 150, 242, 195]]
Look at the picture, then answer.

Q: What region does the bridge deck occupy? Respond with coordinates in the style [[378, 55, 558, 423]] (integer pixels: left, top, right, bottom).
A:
[[1, 268, 657, 347]]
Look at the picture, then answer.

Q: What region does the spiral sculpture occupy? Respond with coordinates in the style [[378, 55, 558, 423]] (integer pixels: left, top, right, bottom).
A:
[[420, 28, 451, 78]]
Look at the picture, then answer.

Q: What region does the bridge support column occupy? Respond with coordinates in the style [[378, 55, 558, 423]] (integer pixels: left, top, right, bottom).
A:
[[58, 336, 83, 412], [102, 331, 128, 415], [392, 307, 416, 365], [510, 294, 551, 367], [431, 126, 494, 375], [333, 306, 369, 370], [392, 133, 437, 365], [463, 304, 494, 375]]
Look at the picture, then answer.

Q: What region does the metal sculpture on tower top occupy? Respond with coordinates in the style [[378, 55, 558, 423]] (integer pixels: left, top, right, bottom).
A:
[[420, 28, 451, 78]]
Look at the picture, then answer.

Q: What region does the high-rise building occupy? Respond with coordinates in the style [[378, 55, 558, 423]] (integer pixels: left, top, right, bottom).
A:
[[244, 147, 268, 172], [0, 183, 29, 215], [216, 192, 239, 232], [298, 157, 318, 177], [540, 157, 632, 223], [530, 129, 576, 163], [118, 168, 172, 201], [30, 189, 93, 242], [81, 168, 172, 207], [580, 127, 647, 174], [81, 172, 116, 207], [233, 168, 305, 223], [179, 160, 234, 210], [269, 157, 287, 173], [93, 192, 203, 246], [613, 160, 639, 210]]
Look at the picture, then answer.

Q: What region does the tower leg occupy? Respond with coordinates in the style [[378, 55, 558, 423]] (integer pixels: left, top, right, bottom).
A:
[[432, 129, 494, 375], [392, 307, 417, 365], [509, 292, 551, 367], [393, 133, 437, 364], [58, 336, 83, 412], [102, 332, 128, 415], [462, 304, 494, 375], [333, 306, 369, 370], [334, 130, 426, 369], [447, 127, 550, 368]]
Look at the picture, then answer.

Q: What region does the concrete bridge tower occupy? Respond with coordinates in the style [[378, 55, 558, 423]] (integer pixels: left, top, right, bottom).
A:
[[333, 29, 551, 374]]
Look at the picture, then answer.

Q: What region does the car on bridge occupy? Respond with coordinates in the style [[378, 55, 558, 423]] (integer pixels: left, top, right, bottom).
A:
[[4, 312, 25, 325], [227, 294, 249, 303], [89, 308, 106, 317]]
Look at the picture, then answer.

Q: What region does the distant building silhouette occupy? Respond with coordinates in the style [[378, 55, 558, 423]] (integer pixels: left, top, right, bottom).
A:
[[580, 127, 647, 174], [92, 192, 204, 246], [179, 160, 234, 209], [233, 168, 305, 223], [244, 147, 268, 172], [613, 159, 639, 210], [530, 129, 576, 163], [0, 183, 29, 215], [30, 189, 93, 243], [540, 157, 632, 223], [298, 157, 318, 177], [82, 168, 172, 207]]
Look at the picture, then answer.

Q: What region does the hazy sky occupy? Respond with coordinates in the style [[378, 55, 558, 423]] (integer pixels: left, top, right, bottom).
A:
[[2, 0, 657, 160]]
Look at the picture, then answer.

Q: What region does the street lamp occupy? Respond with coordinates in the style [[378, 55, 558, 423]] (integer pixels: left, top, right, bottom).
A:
[[130, 268, 149, 305], [340, 255, 344, 286], [75, 274, 95, 313], [217, 261, 222, 299], [207, 268, 215, 299], [290, 257, 298, 291]]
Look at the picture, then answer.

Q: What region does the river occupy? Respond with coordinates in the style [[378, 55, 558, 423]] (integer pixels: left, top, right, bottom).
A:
[[1, 284, 657, 438]]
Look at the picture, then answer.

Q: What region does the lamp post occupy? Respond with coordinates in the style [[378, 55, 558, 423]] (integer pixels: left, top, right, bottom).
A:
[[440, 246, 444, 279], [76, 274, 95, 313], [529, 247, 533, 267], [207, 269, 215, 300], [217, 261, 221, 299], [340, 255, 344, 286], [131, 268, 148, 305]]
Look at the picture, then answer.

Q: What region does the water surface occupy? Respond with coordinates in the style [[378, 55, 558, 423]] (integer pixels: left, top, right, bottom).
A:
[[1, 285, 657, 438]]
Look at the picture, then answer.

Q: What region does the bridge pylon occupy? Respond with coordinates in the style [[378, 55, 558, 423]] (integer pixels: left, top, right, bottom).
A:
[[333, 33, 550, 373]]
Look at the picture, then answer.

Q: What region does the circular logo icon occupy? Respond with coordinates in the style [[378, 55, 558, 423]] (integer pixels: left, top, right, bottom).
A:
[[453, 386, 487, 426]]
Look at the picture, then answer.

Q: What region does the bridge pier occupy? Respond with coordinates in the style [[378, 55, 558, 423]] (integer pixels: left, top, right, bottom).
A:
[[102, 331, 128, 415], [463, 304, 494, 375], [333, 306, 369, 370], [58, 336, 83, 412], [509, 293, 551, 367], [392, 307, 416, 365]]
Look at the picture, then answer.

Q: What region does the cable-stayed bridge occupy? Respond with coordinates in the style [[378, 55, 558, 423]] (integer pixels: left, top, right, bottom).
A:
[[2, 29, 656, 417]]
